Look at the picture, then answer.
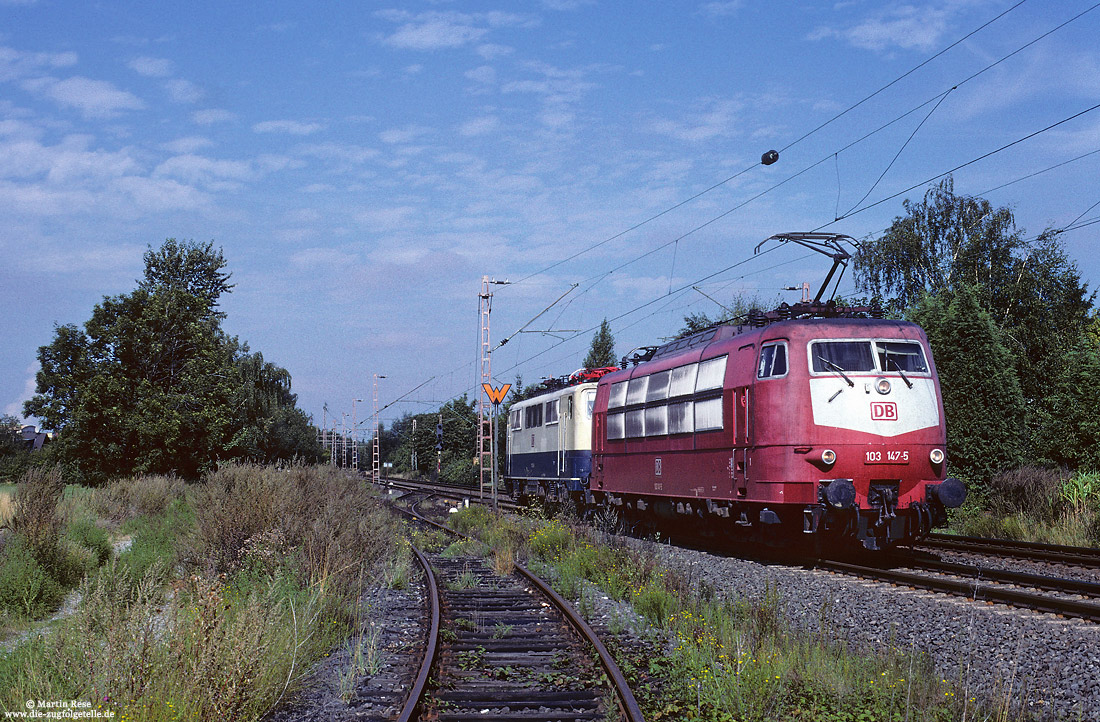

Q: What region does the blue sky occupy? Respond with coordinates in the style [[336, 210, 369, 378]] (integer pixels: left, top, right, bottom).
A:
[[3, 0, 1099, 439]]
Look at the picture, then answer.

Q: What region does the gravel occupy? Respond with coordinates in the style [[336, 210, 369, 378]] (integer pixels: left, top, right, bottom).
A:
[[636, 539, 1100, 721]]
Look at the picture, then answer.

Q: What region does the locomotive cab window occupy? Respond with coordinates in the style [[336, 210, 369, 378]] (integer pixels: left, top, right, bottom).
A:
[[510, 409, 521, 431], [811, 341, 875, 373], [545, 400, 558, 425], [583, 390, 596, 419], [876, 341, 928, 373], [758, 342, 788, 379]]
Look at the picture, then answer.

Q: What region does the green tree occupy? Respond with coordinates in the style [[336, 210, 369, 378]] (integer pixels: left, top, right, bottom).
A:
[[910, 285, 1026, 493], [853, 176, 1024, 311], [582, 319, 616, 368], [24, 239, 319, 483], [0, 415, 34, 481], [1032, 337, 1100, 472], [855, 177, 1094, 454], [227, 350, 320, 464]]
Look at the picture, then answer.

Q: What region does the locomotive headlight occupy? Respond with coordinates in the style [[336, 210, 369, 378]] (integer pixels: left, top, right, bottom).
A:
[[930, 448, 945, 465], [821, 449, 836, 466], [875, 377, 892, 395]]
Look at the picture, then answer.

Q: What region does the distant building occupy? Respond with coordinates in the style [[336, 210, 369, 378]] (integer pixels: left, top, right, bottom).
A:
[[19, 425, 51, 451]]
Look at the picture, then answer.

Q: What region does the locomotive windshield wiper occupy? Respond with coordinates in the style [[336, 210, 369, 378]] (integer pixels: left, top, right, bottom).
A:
[[817, 356, 854, 387], [886, 357, 914, 388]]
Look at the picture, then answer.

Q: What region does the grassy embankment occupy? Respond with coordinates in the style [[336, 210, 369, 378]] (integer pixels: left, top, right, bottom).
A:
[[445, 504, 1040, 722], [0, 465, 408, 721], [948, 468, 1100, 547]]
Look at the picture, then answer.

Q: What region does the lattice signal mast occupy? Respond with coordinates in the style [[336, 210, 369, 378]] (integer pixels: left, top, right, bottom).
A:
[[477, 277, 509, 500], [373, 374, 385, 484], [478, 277, 492, 501]]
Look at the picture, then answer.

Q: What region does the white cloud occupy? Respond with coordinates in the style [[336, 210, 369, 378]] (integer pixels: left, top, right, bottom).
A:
[[698, 1, 742, 18], [0, 135, 139, 181], [809, 5, 948, 53], [22, 75, 145, 118], [128, 56, 174, 77], [165, 78, 203, 103], [252, 119, 325, 135], [648, 98, 742, 142], [465, 65, 496, 85], [458, 115, 500, 137], [379, 125, 432, 144], [476, 44, 514, 60], [153, 154, 254, 189], [161, 135, 214, 153], [375, 10, 536, 51], [192, 108, 236, 125], [290, 247, 358, 268], [356, 205, 417, 231], [3, 366, 38, 423], [0, 46, 77, 82]]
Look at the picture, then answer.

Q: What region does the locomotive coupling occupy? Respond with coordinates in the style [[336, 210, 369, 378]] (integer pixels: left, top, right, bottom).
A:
[[930, 477, 966, 508]]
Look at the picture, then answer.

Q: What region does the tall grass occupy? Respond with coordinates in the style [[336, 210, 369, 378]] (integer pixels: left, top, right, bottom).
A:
[[0, 464, 404, 721], [950, 468, 1100, 547]]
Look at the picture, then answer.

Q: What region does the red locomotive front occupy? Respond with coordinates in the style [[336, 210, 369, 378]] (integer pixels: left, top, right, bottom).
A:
[[590, 315, 965, 550]]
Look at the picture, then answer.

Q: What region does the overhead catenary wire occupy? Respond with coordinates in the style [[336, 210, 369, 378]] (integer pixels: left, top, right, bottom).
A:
[[508, 0, 1034, 289], [515, 3, 1098, 314], [373, 3, 1100, 422]]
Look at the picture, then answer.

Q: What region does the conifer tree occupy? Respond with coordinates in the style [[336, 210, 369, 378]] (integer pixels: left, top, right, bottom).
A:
[[582, 319, 616, 368], [910, 285, 1025, 494]]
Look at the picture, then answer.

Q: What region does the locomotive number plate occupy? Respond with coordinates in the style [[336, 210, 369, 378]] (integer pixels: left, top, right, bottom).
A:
[[865, 450, 909, 464]]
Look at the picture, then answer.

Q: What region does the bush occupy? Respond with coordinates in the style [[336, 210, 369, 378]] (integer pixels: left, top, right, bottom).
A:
[[66, 518, 112, 567], [11, 466, 65, 570], [88, 475, 187, 523], [0, 535, 64, 619], [192, 464, 397, 591], [986, 466, 1068, 521]]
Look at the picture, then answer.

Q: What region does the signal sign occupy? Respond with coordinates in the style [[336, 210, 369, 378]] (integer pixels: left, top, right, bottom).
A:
[[482, 383, 511, 405]]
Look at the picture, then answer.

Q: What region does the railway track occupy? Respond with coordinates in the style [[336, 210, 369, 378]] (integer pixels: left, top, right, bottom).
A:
[[815, 552, 1100, 623], [918, 532, 1100, 568], [378, 477, 1100, 624], [394, 497, 644, 722]]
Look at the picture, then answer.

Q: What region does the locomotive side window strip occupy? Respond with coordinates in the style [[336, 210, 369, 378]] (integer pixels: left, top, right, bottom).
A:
[[644, 405, 668, 436], [695, 397, 723, 431], [696, 355, 727, 391], [646, 370, 671, 402], [601, 355, 728, 441], [608, 381, 628, 408], [668, 401, 694, 434], [669, 363, 697, 397], [626, 376, 649, 405], [607, 412, 625, 439], [524, 404, 543, 429]]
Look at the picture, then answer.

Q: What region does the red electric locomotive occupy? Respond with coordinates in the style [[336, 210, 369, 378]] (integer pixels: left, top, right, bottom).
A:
[[583, 234, 965, 550]]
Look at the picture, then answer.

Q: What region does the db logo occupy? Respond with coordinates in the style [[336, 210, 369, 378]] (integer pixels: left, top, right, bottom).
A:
[[871, 402, 898, 421]]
